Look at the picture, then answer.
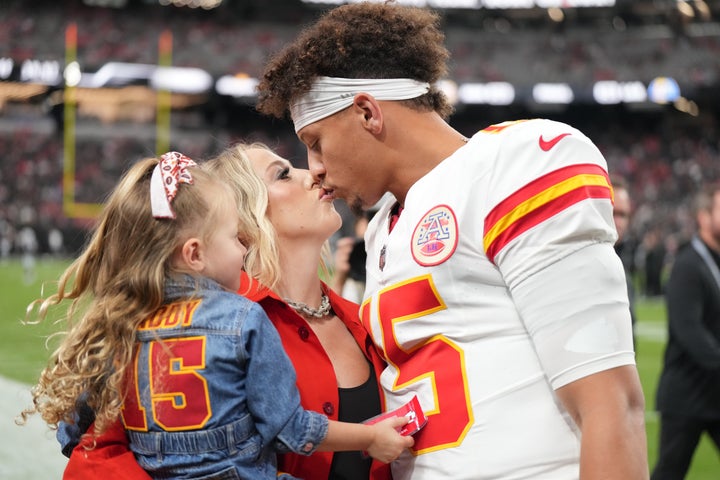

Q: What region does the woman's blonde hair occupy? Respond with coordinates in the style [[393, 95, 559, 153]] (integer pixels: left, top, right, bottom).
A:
[[207, 143, 336, 285], [20, 156, 231, 437], [204, 143, 281, 290]]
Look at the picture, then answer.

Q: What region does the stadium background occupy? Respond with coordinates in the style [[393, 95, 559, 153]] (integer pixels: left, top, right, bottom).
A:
[[1, 0, 719, 478]]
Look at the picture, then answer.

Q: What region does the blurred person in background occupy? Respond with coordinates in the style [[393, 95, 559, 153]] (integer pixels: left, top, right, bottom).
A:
[[17, 223, 38, 285], [0, 217, 12, 263], [57, 144, 400, 480], [332, 209, 374, 303], [611, 174, 638, 344], [256, 2, 647, 479], [642, 227, 667, 298], [47, 227, 65, 256], [651, 183, 720, 480]]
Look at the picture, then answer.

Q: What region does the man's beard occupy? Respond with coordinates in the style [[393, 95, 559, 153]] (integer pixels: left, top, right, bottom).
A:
[[349, 197, 365, 217]]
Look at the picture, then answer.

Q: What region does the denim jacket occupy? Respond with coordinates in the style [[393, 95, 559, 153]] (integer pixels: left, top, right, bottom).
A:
[[122, 275, 328, 479]]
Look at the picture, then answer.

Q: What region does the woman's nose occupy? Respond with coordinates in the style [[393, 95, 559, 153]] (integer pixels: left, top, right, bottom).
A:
[[303, 170, 317, 190]]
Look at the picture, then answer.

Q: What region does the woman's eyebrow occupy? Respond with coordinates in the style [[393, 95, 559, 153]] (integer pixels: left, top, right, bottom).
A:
[[267, 159, 291, 171]]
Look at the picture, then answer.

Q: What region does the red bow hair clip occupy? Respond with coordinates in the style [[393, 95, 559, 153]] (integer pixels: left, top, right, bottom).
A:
[[150, 151, 197, 219]]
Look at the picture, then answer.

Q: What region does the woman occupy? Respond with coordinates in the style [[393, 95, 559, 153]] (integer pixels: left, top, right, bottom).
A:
[[60, 144, 392, 480], [211, 144, 391, 480]]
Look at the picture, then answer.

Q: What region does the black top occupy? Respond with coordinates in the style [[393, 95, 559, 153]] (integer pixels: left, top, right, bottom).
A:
[[328, 365, 380, 480], [655, 238, 720, 418]]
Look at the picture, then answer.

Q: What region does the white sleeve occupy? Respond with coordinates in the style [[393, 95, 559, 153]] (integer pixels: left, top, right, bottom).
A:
[[510, 242, 636, 389]]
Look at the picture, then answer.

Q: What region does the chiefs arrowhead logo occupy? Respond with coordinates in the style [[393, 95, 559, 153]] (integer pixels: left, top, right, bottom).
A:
[[411, 205, 458, 267]]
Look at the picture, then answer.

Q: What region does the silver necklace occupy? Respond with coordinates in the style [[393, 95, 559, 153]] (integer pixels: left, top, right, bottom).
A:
[[284, 294, 332, 318]]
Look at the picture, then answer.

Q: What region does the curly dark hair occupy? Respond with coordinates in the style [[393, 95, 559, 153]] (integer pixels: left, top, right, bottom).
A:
[[256, 2, 453, 121]]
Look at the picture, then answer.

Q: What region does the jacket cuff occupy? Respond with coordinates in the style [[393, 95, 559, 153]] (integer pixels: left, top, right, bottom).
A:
[[275, 409, 329, 456]]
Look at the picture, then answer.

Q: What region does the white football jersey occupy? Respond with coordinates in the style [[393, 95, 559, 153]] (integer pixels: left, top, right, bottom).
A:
[[361, 119, 635, 479]]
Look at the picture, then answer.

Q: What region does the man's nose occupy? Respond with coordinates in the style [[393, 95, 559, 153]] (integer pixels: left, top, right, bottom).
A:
[[307, 152, 326, 183]]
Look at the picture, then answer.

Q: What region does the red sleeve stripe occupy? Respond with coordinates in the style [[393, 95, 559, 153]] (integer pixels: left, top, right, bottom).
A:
[[480, 119, 528, 134], [483, 164, 611, 263]]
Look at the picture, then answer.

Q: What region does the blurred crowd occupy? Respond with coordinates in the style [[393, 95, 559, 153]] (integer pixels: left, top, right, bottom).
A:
[[588, 115, 720, 298], [1, 1, 719, 297], [0, 117, 300, 260], [2, 1, 719, 86], [2, 108, 719, 298]]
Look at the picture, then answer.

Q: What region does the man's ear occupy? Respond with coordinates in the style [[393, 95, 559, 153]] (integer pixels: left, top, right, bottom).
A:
[[352, 93, 383, 135], [179, 237, 205, 273]]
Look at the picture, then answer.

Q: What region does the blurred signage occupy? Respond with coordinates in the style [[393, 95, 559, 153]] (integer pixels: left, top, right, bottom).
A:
[[593, 81, 648, 104], [0, 58, 14, 80], [533, 0, 614, 6], [0, 58, 696, 110], [80, 62, 156, 88], [300, 0, 615, 7], [0, 57, 61, 85], [532, 82, 574, 104], [150, 66, 213, 94], [66, 62, 212, 94], [647, 77, 681, 104], [458, 82, 515, 105], [21, 59, 61, 85], [215, 75, 259, 97]]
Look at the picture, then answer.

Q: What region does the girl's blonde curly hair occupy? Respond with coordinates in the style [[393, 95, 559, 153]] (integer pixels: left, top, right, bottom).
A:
[[19, 155, 250, 439]]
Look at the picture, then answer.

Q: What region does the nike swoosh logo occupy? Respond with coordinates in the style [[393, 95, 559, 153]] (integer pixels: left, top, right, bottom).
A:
[[539, 133, 571, 151]]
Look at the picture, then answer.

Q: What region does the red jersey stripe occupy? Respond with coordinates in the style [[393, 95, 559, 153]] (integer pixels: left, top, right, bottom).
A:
[[484, 164, 611, 263], [480, 119, 528, 134]]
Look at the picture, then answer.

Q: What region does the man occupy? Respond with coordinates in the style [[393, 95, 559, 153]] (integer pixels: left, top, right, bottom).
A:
[[651, 184, 720, 479], [611, 174, 637, 341], [257, 4, 648, 479]]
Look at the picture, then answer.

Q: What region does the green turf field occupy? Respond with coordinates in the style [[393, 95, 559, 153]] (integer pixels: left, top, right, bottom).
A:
[[1, 258, 717, 477], [0, 258, 69, 385], [634, 299, 719, 478]]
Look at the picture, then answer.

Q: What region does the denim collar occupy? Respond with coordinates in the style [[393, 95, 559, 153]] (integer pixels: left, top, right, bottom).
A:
[[164, 274, 223, 303]]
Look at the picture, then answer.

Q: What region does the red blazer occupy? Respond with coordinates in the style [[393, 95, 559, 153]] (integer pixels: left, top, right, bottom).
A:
[[64, 275, 391, 480], [243, 277, 391, 480], [63, 421, 152, 480]]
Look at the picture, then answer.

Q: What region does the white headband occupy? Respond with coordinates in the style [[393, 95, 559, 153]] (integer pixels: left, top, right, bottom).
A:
[[289, 76, 430, 133]]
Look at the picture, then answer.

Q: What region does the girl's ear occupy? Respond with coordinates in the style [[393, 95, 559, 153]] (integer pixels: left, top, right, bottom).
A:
[[179, 237, 205, 272]]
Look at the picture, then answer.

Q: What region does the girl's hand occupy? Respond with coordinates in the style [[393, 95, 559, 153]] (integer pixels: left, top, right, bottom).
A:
[[365, 415, 415, 463]]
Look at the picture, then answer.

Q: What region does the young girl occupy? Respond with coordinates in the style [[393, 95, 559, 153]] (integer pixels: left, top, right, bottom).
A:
[[21, 152, 412, 479]]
